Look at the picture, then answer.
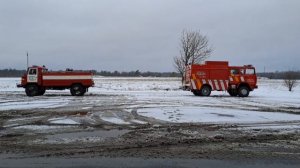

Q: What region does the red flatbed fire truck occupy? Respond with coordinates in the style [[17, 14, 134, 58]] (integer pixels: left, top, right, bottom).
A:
[[17, 65, 94, 96], [184, 61, 257, 97]]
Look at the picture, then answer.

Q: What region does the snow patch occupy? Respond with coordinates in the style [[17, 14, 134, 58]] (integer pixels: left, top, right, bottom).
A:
[[101, 117, 130, 125], [0, 100, 69, 111], [13, 125, 75, 130], [138, 106, 300, 124], [48, 117, 80, 125], [130, 119, 148, 124]]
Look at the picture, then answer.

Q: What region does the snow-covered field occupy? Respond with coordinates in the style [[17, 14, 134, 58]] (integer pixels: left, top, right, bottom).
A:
[[0, 77, 300, 127]]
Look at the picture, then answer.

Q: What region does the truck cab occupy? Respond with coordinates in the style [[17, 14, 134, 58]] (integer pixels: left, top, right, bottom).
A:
[[228, 65, 257, 97], [17, 65, 94, 97]]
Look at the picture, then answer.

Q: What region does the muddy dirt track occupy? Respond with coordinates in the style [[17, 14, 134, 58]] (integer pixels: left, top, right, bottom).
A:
[[1, 95, 300, 161]]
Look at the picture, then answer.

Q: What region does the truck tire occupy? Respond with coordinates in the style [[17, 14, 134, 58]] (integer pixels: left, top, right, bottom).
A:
[[38, 87, 46, 96], [200, 85, 211, 96], [25, 85, 39, 97], [228, 89, 238, 96], [238, 86, 249, 97], [70, 84, 85, 96], [192, 90, 201, 96]]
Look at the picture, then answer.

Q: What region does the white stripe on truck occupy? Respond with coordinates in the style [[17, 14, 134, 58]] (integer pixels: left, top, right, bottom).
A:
[[191, 80, 197, 89], [43, 76, 92, 80], [214, 80, 220, 90], [220, 80, 225, 91], [240, 76, 245, 82], [209, 80, 214, 90], [225, 80, 229, 89]]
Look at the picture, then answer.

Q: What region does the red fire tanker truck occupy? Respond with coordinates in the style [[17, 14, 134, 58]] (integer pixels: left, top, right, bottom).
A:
[[17, 66, 94, 96], [184, 61, 257, 97]]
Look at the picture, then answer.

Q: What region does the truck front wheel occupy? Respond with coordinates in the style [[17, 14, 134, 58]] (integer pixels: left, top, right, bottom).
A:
[[38, 87, 46, 96], [238, 86, 250, 97], [25, 85, 39, 97], [228, 89, 238, 96], [70, 84, 85, 96]]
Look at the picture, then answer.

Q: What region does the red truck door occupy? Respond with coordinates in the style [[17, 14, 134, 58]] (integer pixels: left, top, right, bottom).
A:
[[27, 68, 38, 83], [243, 68, 257, 90]]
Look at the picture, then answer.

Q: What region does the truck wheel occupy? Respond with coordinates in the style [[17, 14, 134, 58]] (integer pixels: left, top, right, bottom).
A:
[[38, 88, 46, 96], [25, 85, 39, 97], [228, 89, 238, 96], [200, 85, 211, 96], [70, 84, 85, 96], [192, 90, 201, 96], [238, 86, 249, 97]]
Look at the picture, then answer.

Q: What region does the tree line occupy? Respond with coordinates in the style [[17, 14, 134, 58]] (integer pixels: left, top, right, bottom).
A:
[[95, 70, 180, 77], [257, 71, 300, 79], [0, 69, 180, 77], [1, 68, 299, 79], [0, 69, 27, 77]]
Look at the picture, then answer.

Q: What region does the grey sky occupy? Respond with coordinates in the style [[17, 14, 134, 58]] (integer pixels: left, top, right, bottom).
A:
[[0, 0, 299, 72]]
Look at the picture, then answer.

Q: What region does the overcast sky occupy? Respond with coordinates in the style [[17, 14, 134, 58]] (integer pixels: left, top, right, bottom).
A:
[[0, 0, 299, 72]]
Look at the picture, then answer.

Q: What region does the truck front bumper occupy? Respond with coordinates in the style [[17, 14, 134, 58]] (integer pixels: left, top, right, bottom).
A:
[[17, 84, 23, 88]]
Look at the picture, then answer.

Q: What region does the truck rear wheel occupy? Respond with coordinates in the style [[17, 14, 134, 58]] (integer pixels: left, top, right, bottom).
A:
[[70, 84, 85, 96], [200, 85, 211, 96], [25, 85, 39, 97], [238, 86, 249, 97]]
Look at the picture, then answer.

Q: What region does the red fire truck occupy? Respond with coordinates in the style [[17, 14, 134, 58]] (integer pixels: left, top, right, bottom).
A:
[[184, 61, 257, 97], [17, 66, 94, 96]]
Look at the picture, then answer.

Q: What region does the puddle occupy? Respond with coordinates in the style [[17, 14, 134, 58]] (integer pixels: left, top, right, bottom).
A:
[[46, 129, 129, 141]]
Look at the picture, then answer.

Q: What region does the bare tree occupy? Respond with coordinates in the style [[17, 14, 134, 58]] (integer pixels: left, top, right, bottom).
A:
[[174, 30, 213, 84], [283, 71, 298, 91], [173, 56, 185, 81]]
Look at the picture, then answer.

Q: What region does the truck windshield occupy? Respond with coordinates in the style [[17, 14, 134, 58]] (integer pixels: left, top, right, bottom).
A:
[[28, 69, 37, 75], [245, 68, 255, 75]]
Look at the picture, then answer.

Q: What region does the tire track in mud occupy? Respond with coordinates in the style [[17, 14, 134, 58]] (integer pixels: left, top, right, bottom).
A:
[[1, 96, 300, 160], [0, 92, 166, 137], [123, 94, 188, 124]]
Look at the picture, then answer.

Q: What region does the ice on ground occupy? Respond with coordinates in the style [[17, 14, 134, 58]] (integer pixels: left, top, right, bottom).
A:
[[101, 117, 130, 125], [13, 125, 76, 130], [7, 116, 43, 122], [1, 77, 300, 127], [48, 117, 80, 125], [130, 119, 148, 124], [138, 106, 300, 124], [82, 107, 92, 110], [0, 100, 69, 111]]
